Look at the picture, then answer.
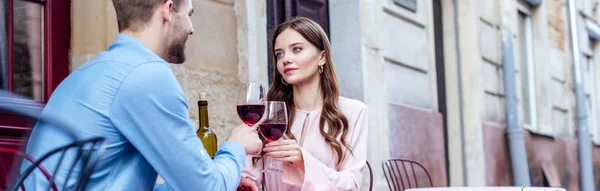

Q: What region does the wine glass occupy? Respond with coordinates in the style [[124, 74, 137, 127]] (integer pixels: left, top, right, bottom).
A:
[[236, 82, 266, 128], [259, 101, 288, 173], [263, 168, 284, 191]]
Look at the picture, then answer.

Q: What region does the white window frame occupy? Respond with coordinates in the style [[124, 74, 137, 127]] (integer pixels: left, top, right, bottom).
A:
[[587, 56, 600, 143], [517, 7, 540, 132], [585, 18, 600, 144]]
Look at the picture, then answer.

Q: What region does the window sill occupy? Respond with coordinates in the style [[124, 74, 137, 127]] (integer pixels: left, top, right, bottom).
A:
[[524, 128, 555, 139]]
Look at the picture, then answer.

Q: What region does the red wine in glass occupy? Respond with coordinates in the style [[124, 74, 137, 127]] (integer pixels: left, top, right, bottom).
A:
[[259, 123, 286, 142], [236, 82, 265, 128], [237, 104, 265, 126], [260, 101, 288, 174]]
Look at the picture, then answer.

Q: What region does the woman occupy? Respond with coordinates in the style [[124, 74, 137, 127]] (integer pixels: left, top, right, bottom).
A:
[[239, 17, 368, 191]]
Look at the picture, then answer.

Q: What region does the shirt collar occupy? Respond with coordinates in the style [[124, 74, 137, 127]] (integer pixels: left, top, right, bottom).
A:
[[108, 34, 163, 60]]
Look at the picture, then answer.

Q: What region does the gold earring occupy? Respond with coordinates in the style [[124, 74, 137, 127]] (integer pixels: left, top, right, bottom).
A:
[[319, 65, 324, 74], [281, 78, 289, 85]]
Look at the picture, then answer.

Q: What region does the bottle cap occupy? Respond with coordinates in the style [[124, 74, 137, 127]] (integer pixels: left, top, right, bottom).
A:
[[200, 92, 207, 101]]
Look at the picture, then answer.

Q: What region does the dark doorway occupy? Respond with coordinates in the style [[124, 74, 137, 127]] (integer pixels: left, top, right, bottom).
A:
[[432, 0, 449, 185], [266, 0, 329, 84]]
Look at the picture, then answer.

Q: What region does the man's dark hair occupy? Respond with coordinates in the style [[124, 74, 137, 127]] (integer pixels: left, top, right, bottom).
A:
[[112, 0, 182, 32]]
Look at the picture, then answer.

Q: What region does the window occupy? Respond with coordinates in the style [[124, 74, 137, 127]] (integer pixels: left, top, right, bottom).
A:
[[0, 0, 70, 137], [2, 0, 70, 101], [10, 0, 44, 101], [583, 52, 600, 144], [0, 1, 69, 186], [393, 0, 417, 12], [585, 18, 600, 143], [584, 55, 599, 143], [0, 0, 7, 91], [517, 9, 539, 132]]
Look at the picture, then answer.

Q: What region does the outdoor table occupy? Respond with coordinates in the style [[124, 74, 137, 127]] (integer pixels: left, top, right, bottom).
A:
[[406, 187, 566, 191]]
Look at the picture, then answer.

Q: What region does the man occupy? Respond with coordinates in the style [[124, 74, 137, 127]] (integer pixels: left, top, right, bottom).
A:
[[22, 0, 262, 190]]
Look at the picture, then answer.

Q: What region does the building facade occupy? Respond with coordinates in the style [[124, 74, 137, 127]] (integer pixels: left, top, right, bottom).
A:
[[3, 0, 600, 190]]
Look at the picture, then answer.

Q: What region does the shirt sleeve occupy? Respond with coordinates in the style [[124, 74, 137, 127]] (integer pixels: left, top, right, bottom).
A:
[[241, 156, 264, 187], [109, 62, 246, 191], [285, 106, 369, 191]]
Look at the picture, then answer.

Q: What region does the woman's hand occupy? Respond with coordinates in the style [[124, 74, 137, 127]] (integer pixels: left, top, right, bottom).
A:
[[237, 176, 259, 191], [263, 139, 304, 168]]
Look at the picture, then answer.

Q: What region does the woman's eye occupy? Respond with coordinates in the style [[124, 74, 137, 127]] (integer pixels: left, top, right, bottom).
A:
[[293, 47, 302, 53], [275, 52, 284, 59]]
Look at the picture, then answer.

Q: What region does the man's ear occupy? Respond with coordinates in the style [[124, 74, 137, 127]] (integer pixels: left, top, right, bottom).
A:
[[161, 0, 174, 23]]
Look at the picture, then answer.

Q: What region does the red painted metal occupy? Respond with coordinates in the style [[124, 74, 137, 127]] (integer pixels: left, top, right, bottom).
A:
[[44, 0, 51, 101], [1, 1, 70, 182], [2, 0, 69, 110], [0, 147, 58, 191], [7, 0, 69, 102], [45, 0, 70, 100], [7, 0, 13, 94]]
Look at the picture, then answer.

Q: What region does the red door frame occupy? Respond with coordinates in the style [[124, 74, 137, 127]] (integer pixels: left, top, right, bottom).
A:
[[1, 0, 71, 137], [7, 0, 13, 93], [6, 0, 70, 100], [45, 0, 71, 99], [0, 2, 70, 187]]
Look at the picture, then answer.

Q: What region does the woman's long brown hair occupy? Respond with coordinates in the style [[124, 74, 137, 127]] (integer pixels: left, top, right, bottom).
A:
[[267, 17, 352, 167]]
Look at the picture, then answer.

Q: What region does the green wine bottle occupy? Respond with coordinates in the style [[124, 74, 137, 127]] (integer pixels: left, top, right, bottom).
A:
[[197, 92, 217, 158]]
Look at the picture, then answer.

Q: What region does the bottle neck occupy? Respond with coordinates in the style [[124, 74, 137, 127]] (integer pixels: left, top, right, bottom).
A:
[[199, 101, 209, 129]]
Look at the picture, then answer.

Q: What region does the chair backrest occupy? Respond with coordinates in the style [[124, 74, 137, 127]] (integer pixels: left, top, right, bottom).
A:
[[365, 160, 373, 191], [382, 158, 433, 191], [0, 90, 107, 191], [13, 137, 105, 191], [0, 147, 57, 191]]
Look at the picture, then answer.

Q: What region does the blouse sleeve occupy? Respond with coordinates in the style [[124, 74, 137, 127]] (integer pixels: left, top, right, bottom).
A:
[[284, 105, 369, 191]]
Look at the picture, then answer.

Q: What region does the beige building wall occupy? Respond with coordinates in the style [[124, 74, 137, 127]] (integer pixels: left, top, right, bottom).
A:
[[544, 0, 577, 137], [578, 0, 600, 144], [70, 0, 267, 144], [505, 0, 584, 139], [70, 0, 117, 71], [476, 0, 579, 142], [381, 0, 438, 110], [67, 0, 600, 188], [443, 0, 597, 186], [329, 0, 390, 189], [441, 0, 488, 186], [440, 0, 578, 186], [71, 0, 268, 184], [529, 0, 556, 136], [478, 0, 505, 125]]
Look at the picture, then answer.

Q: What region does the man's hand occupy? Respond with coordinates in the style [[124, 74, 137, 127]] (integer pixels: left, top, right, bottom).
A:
[[227, 125, 263, 155], [237, 176, 259, 191]]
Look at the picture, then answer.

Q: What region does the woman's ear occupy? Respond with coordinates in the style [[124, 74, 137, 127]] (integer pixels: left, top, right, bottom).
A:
[[319, 51, 326, 65]]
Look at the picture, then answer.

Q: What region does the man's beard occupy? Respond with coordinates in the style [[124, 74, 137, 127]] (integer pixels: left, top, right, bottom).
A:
[[167, 25, 188, 64]]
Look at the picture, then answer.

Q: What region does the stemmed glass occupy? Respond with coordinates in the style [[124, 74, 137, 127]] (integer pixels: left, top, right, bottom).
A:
[[236, 83, 266, 128], [258, 101, 288, 173]]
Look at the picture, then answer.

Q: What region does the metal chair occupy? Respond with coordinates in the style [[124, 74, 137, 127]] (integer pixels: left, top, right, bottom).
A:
[[365, 160, 373, 191], [0, 90, 106, 191], [13, 137, 105, 191], [382, 158, 433, 191], [259, 160, 374, 190], [0, 147, 58, 191]]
